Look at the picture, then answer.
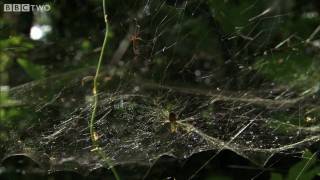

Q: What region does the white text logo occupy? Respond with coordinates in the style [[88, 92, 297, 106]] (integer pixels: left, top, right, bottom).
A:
[[3, 4, 51, 12]]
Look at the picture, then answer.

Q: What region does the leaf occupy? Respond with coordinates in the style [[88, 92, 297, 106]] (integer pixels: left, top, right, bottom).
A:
[[287, 150, 319, 180], [17, 58, 46, 80], [206, 175, 232, 180], [270, 173, 283, 180]]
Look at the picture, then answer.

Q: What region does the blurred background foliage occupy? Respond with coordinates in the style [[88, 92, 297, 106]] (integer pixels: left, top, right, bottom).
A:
[[0, 0, 320, 179]]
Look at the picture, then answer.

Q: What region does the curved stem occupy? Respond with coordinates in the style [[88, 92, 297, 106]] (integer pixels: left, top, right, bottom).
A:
[[89, 0, 120, 179]]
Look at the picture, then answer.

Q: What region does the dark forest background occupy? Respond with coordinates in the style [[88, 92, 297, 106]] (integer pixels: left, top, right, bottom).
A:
[[0, 0, 320, 179]]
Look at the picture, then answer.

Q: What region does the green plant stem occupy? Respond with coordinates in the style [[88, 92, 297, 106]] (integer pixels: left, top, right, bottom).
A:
[[295, 152, 317, 180], [89, 0, 120, 179]]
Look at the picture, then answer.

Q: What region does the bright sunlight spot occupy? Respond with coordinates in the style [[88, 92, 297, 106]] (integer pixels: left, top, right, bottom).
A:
[[30, 25, 44, 40], [30, 25, 52, 40]]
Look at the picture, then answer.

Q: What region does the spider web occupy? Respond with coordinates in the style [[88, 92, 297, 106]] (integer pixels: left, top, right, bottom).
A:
[[1, 0, 320, 178]]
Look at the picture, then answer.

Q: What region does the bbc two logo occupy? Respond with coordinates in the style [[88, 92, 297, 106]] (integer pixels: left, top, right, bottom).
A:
[[3, 4, 51, 12]]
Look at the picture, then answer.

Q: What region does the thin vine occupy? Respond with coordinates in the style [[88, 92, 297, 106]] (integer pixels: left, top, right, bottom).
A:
[[89, 0, 120, 179]]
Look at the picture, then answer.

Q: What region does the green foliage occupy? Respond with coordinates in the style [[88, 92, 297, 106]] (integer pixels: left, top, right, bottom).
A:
[[0, 54, 10, 72], [287, 150, 319, 180], [256, 55, 319, 99], [0, 35, 34, 51], [208, 0, 266, 33], [206, 174, 232, 180], [270, 150, 320, 180], [255, 53, 312, 82], [270, 173, 283, 180], [0, 86, 36, 144], [17, 58, 46, 80]]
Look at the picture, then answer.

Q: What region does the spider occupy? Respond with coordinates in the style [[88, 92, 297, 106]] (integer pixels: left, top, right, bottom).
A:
[[129, 21, 142, 56], [169, 112, 178, 133]]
